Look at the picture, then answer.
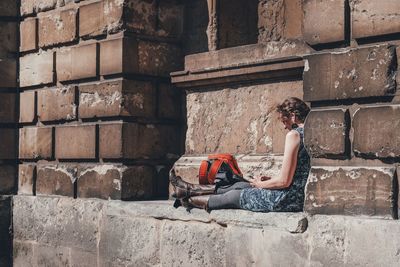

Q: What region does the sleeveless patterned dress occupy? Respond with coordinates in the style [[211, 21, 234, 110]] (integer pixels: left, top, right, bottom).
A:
[[239, 127, 311, 212]]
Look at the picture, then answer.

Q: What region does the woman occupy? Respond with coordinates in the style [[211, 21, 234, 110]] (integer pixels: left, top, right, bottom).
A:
[[170, 97, 311, 212]]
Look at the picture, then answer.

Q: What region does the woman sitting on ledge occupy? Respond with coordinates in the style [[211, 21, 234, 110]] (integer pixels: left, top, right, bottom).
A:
[[170, 97, 311, 212]]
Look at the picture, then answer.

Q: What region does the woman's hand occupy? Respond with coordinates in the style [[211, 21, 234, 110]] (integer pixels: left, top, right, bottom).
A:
[[249, 176, 271, 188]]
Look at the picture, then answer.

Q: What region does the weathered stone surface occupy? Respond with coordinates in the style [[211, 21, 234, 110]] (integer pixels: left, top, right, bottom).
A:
[[158, 83, 181, 119], [56, 43, 97, 81], [99, 37, 183, 76], [0, 22, 17, 57], [20, 18, 38, 52], [0, 165, 17, 194], [186, 81, 302, 154], [137, 41, 183, 76], [0, 58, 17, 88], [258, 0, 303, 43], [79, 0, 124, 38], [0, 128, 17, 159], [79, 79, 155, 119], [38, 8, 77, 48], [20, 51, 54, 87], [36, 164, 76, 197], [226, 225, 307, 266], [19, 91, 35, 123], [303, 0, 345, 45], [55, 125, 96, 159], [156, 0, 184, 38], [353, 105, 400, 158], [304, 45, 397, 101], [124, 0, 157, 34], [351, 0, 400, 39], [0, 0, 18, 17], [304, 109, 349, 158], [305, 166, 397, 218], [99, 216, 160, 266], [18, 164, 36, 195], [21, 0, 71, 16], [77, 164, 155, 200], [13, 241, 34, 267], [0, 92, 17, 123], [160, 220, 226, 266], [0, 196, 12, 267], [218, 0, 258, 48], [38, 86, 76, 121], [19, 127, 52, 159], [99, 122, 180, 159]]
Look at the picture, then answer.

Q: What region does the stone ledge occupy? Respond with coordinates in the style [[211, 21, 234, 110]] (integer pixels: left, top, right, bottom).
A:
[[13, 196, 400, 266]]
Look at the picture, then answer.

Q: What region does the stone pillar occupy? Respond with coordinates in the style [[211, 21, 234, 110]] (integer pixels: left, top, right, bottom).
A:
[[302, 0, 400, 219]]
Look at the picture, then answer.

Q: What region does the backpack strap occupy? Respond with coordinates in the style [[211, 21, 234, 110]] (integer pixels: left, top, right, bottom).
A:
[[199, 160, 210, 185], [207, 159, 224, 184]]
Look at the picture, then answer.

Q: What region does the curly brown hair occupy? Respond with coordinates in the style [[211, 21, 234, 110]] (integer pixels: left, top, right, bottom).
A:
[[276, 97, 310, 122]]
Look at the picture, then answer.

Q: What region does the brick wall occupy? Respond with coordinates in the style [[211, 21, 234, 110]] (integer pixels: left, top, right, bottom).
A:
[[18, 0, 185, 200]]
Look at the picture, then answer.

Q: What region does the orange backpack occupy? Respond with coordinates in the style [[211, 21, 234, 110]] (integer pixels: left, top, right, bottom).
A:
[[199, 154, 243, 185]]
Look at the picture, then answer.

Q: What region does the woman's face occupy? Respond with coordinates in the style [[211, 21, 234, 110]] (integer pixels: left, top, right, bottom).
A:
[[278, 112, 295, 130]]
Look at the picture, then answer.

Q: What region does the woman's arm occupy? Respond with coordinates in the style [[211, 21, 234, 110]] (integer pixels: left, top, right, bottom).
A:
[[251, 130, 300, 189]]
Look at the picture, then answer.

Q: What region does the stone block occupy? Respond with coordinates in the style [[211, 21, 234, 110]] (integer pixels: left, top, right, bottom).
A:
[[34, 244, 71, 266], [99, 37, 138, 76], [303, 0, 345, 45], [37, 86, 76, 121], [0, 128, 17, 159], [79, 0, 124, 38], [156, 1, 184, 38], [19, 127, 52, 159], [21, 0, 58, 16], [38, 8, 77, 48], [99, 122, 180, 159], [36, 164, 77, 197], [79, 79, 155, 119], [351, 0, 400, 39], [99, 216, 160, 266], [353, 105, 400, 158], [55, 125, 96, 159], [225, 226, 308, 267], [20, 18, 38, 52], [18, 164, 36, 195], [305, 166, 397, 218], [303, 45, 397, 101], [186, 81, 302, 154], [0, 22, 18, 57], [78, 164, 155, 200], [160, 220, 226, 266], [283, 0, 303, 40], [70, 249, 97, 267], [304, 109, 349, 158], [20, 51, 54, 87], [99, 37, 183, 77], [137, 40, 183, 76], [124, 0, 157, 34], [20, 91, 36, 123], [158, 83, 181, 119], [13, 241, 34, 267], [0, 58, 17, 88], [0, 92, 17, 123], [0, 0, 18, 16], [56, 43, 97, 82], [0, 165, 17, 194]]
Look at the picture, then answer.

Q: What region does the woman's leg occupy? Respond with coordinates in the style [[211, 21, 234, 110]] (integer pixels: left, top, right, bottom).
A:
[[216, 181, 251, 194], [207, 189, 242, 210]]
